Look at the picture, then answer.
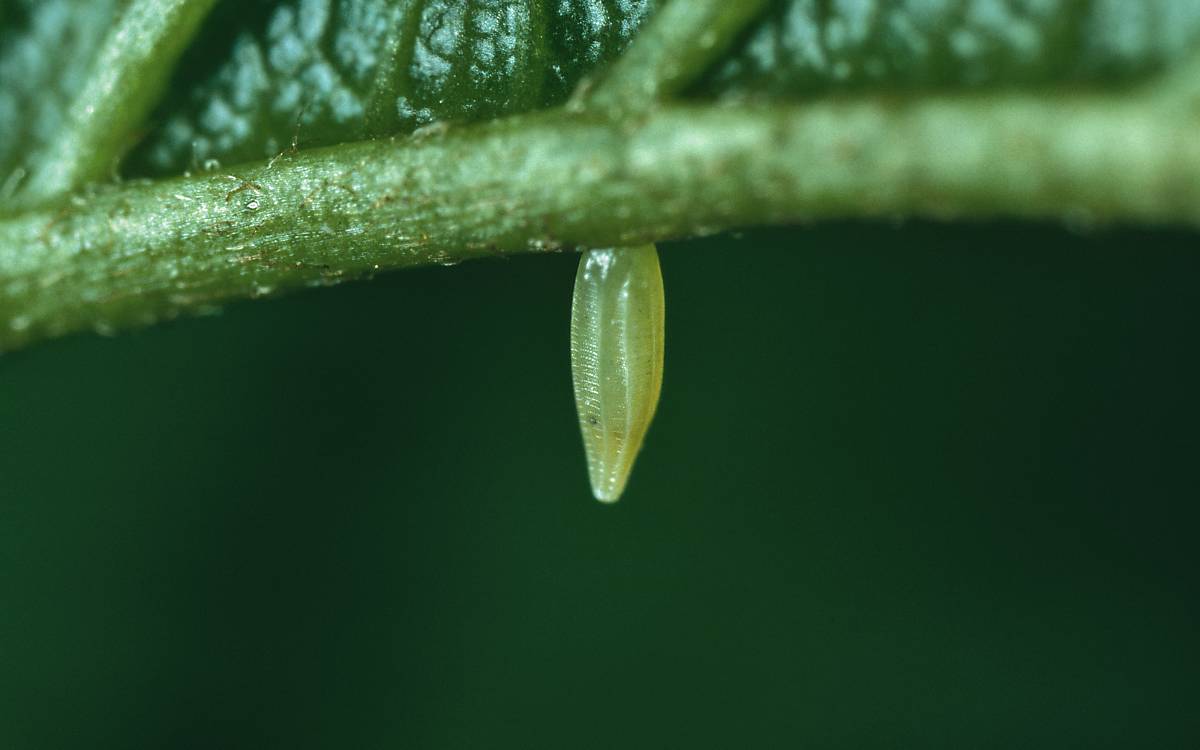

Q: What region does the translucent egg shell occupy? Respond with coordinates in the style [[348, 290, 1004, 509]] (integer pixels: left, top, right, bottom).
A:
[[570, 244, 665, 503]]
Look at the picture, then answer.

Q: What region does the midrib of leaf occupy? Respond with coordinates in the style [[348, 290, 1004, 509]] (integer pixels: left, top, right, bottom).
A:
[[2, 0, 1200, 354], [5, 66, 1200, 352]]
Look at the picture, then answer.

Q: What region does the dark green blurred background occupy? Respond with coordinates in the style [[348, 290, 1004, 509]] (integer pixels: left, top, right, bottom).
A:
[[1, 224, 1196, 748]]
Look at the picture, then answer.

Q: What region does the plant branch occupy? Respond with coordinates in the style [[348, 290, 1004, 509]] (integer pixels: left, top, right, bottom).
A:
[[11, 0, 219, 207], [2, 87, 1200, 352]]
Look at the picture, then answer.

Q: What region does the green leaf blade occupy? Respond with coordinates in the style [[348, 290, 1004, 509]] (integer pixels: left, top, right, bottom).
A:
[[707, 0, 1200, 96]]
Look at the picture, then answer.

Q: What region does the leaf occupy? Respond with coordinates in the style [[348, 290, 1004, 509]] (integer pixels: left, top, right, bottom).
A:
[[5, 1, 1200, 182], [709, 0, 1200, 94], [103, 0, 1200, 176], [5, 1, 1200, 184], [125, 0, 657, 175]]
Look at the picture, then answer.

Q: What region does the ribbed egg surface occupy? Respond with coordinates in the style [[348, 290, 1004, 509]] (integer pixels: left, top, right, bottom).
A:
[[570, 245, 664, 503]]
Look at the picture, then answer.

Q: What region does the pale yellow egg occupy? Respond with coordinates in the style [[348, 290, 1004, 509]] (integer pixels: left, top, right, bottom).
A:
[[570, 244, 665, 503]]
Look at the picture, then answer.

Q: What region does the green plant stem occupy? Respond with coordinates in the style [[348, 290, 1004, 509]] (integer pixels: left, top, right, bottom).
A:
[[13, 0, 219, 206], [2, 91, 1200, 352], [585, 0, 772, 111]]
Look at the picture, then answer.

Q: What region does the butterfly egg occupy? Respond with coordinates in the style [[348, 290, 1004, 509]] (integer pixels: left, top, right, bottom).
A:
[[570, 244, 665, 503]]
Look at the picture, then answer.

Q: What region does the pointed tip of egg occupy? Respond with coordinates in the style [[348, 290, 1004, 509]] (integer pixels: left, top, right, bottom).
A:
[[592, 487, 623, 504], [589, 466, 630, 503]]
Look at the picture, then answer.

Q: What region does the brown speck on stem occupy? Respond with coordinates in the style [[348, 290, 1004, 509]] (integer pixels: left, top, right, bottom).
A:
[[225, 177, 263, 202]]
